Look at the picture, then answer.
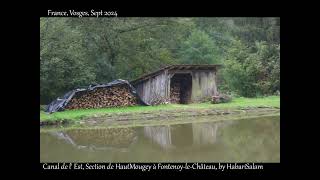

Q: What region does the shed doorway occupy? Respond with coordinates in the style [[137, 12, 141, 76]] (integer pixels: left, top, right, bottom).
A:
[[170, 73, 192, 104]]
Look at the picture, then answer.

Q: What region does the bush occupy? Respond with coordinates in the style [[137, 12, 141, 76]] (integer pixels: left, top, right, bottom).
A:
[[222, 40, 280, 97], [40, 105, 46, 111]]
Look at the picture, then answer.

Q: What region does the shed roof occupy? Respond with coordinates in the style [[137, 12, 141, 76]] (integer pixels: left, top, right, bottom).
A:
[[131, 64, 222, 84]]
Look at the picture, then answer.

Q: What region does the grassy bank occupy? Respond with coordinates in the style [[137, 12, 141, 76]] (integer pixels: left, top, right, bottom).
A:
[[40, 96, 280, 122]]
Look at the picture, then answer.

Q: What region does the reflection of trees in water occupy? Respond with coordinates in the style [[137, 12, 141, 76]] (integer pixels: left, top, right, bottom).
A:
[[49, 128, 137, 150], [218, 117, 280, 162], [143, 122, 229, 149]]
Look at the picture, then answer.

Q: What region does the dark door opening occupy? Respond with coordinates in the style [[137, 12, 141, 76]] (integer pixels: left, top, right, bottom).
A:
[[170, 73, 192, 104]]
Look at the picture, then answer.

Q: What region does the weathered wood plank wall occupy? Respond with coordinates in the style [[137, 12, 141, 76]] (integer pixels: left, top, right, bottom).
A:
[[191, 71, 218, 102], [135, 70, 170, 104]]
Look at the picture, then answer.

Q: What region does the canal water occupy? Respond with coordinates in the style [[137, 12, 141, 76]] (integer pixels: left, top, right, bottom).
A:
[[40, 116, 280, 162]]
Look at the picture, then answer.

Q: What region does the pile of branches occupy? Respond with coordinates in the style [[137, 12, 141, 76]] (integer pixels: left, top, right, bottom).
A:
[[211, 94, 232, 104]]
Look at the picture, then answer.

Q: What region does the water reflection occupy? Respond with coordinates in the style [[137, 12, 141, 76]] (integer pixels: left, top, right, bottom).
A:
[[48, 128, 137, 151], [143, 122, 231, 149], [144, 125, 173, 149], [49, 122, 228, 151], [192, 122, 219, 145], [40, 116, 280, 162]]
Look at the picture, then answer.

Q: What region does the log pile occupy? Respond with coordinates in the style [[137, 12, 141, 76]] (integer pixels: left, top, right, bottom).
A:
[[170, 83, 180, 103], [65, 85, 139, 110]]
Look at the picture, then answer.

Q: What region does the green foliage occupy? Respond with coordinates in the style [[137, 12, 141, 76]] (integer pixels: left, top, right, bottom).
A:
[[40, 105, 46, 111], [40, 18, 96, 102], [40, 17, 280, 103], [179, 29, 221, 64], [222, 39, 280, 97]]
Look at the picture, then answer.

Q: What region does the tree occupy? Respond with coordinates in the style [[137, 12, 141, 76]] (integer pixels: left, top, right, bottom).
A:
[[222, 39, 280, 97], [40, 18, 95, 103], [40, 17, 280, 103], [178, 29, 221, 64]]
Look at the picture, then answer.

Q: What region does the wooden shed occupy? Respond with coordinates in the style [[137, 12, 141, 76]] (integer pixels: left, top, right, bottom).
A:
[[131, 64, 222, 105]]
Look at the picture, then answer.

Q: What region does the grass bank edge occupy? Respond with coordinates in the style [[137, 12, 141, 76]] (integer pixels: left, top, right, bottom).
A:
[[40, 96, 280, 122]]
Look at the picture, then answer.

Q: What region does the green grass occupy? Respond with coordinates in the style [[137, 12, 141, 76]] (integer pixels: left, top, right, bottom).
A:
[[40, 96, 280, 122]]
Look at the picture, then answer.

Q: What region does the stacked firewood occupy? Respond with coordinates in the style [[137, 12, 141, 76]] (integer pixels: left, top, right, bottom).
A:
[[65, 85, 138, 110], [170, 83, 180, 103]]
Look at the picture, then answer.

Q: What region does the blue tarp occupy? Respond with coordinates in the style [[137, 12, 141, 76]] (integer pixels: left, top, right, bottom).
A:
[[45, 79, 149, 113]]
